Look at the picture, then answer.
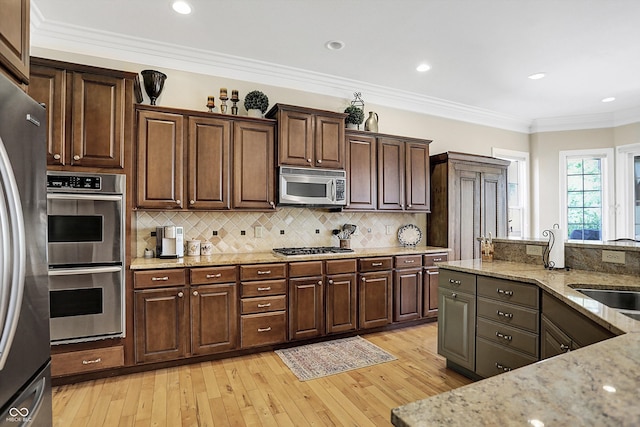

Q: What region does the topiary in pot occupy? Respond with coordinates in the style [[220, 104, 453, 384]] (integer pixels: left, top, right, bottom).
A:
[[244, 90, 269, 117], [344, 105, 364, 129]]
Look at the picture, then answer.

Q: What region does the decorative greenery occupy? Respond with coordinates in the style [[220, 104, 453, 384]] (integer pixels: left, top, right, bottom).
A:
[[244, 90, 269, 113], [344, 105, 364, 125]]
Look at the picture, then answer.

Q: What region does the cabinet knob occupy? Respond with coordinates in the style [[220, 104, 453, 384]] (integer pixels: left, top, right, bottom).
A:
[[190, 200, 195, 205], [317, 159, 322, 164], [317, 280, 322, 285], [560, 344, 571, 352], [307, 158, 312, 162], [328, 279, 334, 285], [53, 154, 61, 160], [407, 204, 412, 208], [73, 155, 81, 161], [451, 293, 457, 298], [269, 201, 275, 208], [361, 277, 366, 282], [176, 200, 181, 205], [193, 291, 198, 296], [178, 291, 184, 298]]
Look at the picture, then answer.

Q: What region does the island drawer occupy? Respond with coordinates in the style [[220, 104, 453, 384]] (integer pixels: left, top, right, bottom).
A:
[[241, 279, 287, 297], [475, 337, 537, 378], [423, 253, 448, 267], [52, 346, 124, 377], [477, 276, 539, 309], [240, 263, 286, 281], [241, 311, 287, 348], [190, 266, 237, 284], [477, 296, 539, 333], [241, 295, 287, 314], [477, 317, 539, 358], [134, 269, 186, 289], [439, 269, 476, 295], [359, 257, 393, 272], [289, 261, 323, 278], [326, 259, 357, 275]]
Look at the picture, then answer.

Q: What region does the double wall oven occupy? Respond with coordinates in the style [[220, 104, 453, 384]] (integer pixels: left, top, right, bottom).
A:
[[47, 172, 125, 344]]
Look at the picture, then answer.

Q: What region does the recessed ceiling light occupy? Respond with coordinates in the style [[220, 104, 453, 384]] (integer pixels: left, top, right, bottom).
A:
[[172, 1, 192, 14], [325, 40, 345, 51], [602, 385, 616, 393], [528, 72, 546, 80], [601, 97, 616, 103], [416, 63, 431, 72]]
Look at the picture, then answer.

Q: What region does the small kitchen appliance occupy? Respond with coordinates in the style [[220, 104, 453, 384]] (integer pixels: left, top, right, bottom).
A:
[[278, 166, 347, 207], [156, 226, 184, 258], [273, 246, 354, 256]]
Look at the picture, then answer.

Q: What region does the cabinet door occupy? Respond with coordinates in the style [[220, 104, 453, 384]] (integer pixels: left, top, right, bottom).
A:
[[405, 142, 430, 212], [136, 109, 184, 209], [0, 0, 29, 84], [314, 115, 344, 168], [191, 283, 237, 355], [289, 277, 324, 340], [437, 287, 476, 371], [28, 65, 66, 166], [454, 169, 481, 260], [422, 266, 439, 318], [233, 121, 276, 209], [393, 269, 422, 322], [71, 72, 126, 168], [134, 287, 188, 363], [481, 169, 508, 241], [187, 116, 231, 209], [359, 271, 393, 329], [377, 138, 405, 210], [278, 110, 313, 167], [345, 133, 377, 210], [326, 273, 357, 334], [540, 315, 572, 360]]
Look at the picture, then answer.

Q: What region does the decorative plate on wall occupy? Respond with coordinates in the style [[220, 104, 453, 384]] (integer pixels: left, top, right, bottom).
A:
[[398, 224, 422, 247]]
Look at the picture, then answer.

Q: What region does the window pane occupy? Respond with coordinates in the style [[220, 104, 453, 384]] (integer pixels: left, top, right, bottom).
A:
[[567, 192, 583, 207], [583, 159, 601, 175], [567, 208, 584, 224], [583, 191, 601, 207], [567, 175, 583, 191], [508, 183, 519, 206], [584, 175, 601, 191], [583, 208, 601, 227], [567, 160, 583, 175]]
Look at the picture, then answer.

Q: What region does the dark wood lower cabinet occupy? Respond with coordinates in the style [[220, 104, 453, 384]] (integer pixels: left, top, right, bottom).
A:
[[134, 287, 188, 364], [191, 283, 237, 355], [326, 273, 357, 334], [393, 268, 422, 322], [289, 277, 325, 340], [359, 271, 393, 329], [423, 267, 440, 318]]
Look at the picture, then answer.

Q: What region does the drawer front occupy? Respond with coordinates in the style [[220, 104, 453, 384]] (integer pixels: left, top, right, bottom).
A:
[[289, 261, 323, 278], [477, 317, 539, 358], [423, 253, 448, 267], [358, 257, 393, 272], [134, 269, 186, 289], [439, 269, 476, 295], [477, 276, 539, 309], [190, 266, 237, 285], [477, 296, 539, 333], [241, 295, 287, 314], [52, 346, 124, 377], [395, 255, 423, 268], [475, 337, 537, 378], [241, 311, 287, 348], [240, 263, 286, 281], [241, 279, 287, 297], [325, 258, 357, 275]]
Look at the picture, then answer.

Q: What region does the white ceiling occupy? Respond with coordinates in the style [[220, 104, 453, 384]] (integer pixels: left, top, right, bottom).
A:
[[30, 0, 640, 133]]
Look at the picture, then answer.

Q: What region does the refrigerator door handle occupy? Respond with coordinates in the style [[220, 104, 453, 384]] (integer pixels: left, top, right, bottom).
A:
[[0, 137, 26, 371], [2, 374, 47, 425]]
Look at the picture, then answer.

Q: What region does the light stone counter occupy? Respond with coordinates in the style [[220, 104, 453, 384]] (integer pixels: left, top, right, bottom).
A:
[[391, 259, 640, 427], [130, 246, 450, 270]]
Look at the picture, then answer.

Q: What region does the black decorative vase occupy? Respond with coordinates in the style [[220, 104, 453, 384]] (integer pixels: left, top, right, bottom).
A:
[[141, 70, 167, 105]]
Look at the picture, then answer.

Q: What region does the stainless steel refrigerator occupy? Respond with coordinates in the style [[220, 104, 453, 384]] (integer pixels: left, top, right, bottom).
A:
[[0, 73, 52, 426]]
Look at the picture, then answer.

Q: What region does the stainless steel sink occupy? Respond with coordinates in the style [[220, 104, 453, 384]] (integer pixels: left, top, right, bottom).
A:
[[574, 288, 640, 321]]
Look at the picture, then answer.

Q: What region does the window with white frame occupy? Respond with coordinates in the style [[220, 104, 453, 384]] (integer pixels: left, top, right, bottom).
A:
[[559, 149, 614, 241], [615, 143, 640, 240], [493, 148, 529, 238]]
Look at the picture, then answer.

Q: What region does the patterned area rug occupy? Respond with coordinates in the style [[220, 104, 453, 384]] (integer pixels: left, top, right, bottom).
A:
[[275, 336, 397, 381]]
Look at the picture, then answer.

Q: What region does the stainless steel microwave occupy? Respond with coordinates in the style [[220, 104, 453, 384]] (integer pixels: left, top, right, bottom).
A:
[[278, 166, 347, 206]]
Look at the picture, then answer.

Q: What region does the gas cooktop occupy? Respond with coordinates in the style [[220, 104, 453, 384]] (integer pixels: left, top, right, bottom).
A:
[[272, 246, 354, 256]]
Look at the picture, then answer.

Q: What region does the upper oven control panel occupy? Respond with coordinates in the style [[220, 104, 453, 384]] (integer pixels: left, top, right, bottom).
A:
[[47, 175, 102, 190]]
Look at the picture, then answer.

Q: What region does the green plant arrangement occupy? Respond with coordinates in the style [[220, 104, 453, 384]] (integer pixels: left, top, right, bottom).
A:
[[244, 90, 269, 113], [344, 105, 364, 125]]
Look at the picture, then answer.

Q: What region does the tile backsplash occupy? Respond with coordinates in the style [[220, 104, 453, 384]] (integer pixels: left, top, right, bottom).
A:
[[135, 208, 427, 257]]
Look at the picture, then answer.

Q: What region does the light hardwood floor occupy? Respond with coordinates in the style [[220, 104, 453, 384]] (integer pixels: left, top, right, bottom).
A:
[[52, 323, 472, 426]]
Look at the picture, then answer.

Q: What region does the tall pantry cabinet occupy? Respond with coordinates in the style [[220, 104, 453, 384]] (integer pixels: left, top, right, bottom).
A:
[[427, 152, 509, 260]]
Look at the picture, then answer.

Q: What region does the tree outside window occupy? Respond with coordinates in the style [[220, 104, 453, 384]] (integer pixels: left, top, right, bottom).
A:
[[566, 158, 602, 240]]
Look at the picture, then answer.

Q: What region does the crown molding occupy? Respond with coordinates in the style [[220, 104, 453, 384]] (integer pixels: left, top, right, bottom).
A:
[[530, 106, 640, 133]]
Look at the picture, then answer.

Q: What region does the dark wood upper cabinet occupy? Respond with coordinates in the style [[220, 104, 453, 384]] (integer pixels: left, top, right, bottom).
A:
[[28, 65, 65, 166], [405, 142, 430, 211], [0, 0, 29, 85], [345, 132, 377, 210], [377, 138, 405, 210], [267, 104, 346, 169]]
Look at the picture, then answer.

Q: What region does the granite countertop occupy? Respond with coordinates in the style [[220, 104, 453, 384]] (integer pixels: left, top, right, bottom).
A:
[[391, 259, 640, 427], [492, 236, 640, 252], [130, 246, 450, 270]]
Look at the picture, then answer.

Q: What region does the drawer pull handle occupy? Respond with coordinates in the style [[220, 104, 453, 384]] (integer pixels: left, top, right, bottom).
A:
[[82, 358, 102, 365], [495, 332, 512, 341], [448, 279, 462, 285], [371, 262, 383, 267], [257, 270, 271, 275], [257, 327, 272, 333], [495, 362, 512, 372], [497, 288, 514, 296], [206, 273, 222, 278], [497, 310, 513, 318], [152, 276, 169, 281], [257, 286, 272, 291], [433, 258, 442, 262], [451, 293, 457, 298], [257, 303, 271, 308], [560, 344, 571, 352], [404, 259, 416, 263]]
